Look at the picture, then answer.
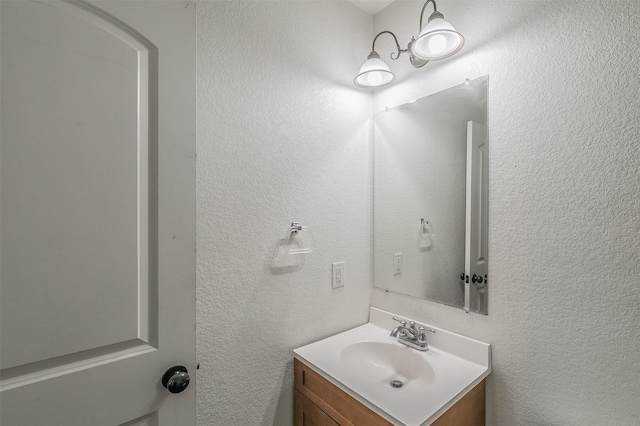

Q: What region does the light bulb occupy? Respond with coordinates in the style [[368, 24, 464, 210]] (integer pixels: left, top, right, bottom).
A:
[[367, 71, 384, 86], [428, 34, 447, 54]]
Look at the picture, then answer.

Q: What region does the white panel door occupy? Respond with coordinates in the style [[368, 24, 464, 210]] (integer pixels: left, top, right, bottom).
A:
[[0, 1, 196, 424], [465, 121, 488, 313]]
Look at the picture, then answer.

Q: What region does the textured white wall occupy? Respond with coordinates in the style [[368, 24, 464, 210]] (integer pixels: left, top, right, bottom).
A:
[[195, 2, 372, 425], [372, 1, 640, 425]]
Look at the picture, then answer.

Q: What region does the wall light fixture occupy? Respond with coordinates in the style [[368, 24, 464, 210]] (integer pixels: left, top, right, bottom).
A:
[[354, 0, 464, 88]]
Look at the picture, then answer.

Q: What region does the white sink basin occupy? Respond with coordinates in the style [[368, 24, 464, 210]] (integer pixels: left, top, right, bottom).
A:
[[294, 307, 491, 426], [340, 341, 435, 390]]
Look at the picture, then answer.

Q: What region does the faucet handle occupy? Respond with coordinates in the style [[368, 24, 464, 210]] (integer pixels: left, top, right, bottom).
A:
[[392, 316, 406, 326], [417, 326, 426, 343], [416, 326, 436, 343]]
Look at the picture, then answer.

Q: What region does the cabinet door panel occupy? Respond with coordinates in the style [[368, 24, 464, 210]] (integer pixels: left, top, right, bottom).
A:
[[296, 390, 337, 426]]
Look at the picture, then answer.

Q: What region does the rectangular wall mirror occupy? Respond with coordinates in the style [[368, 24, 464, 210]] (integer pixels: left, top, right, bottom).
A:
[[373, 76, 489, 314]]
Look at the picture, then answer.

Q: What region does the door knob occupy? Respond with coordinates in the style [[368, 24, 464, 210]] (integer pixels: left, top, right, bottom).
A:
[[162, 365, 190, 394]]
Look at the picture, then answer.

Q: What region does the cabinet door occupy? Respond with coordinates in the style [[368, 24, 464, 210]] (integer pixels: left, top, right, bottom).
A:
[[295, 390, 339, 426]]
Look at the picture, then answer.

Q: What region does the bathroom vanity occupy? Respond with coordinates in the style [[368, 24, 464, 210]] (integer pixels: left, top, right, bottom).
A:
[[293, 308, 491, 426]]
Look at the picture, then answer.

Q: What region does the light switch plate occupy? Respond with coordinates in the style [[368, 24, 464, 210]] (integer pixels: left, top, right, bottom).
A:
[[393, 253, 402, 275], [332, 262, 344, 288]]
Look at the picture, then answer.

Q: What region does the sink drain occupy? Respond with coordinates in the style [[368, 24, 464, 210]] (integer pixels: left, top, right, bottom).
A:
[[389, 380, 404, 389]]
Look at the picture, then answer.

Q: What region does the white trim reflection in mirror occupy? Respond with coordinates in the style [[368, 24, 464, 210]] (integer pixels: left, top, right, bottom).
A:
[[373, 76, 488, 314]]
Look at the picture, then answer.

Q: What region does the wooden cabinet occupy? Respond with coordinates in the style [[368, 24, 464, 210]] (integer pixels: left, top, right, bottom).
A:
[[294, 358, 485, 426]]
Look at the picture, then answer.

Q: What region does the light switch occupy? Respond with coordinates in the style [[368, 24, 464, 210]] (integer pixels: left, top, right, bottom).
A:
[[393, 253, 402, 275], [332, 262, 344, 288]]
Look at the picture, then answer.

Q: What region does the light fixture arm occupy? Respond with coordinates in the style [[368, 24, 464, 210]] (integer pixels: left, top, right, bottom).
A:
[[418, 0, 439, 32], [371, 31, 406, 60]]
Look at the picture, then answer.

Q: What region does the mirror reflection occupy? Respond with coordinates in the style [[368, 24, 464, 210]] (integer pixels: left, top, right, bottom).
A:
[[373, 76, 488, 314]]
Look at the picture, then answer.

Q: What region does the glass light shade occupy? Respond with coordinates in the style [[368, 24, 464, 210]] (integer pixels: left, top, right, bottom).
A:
[[412, 14, 464, 61], [354, 55, 395, 88]]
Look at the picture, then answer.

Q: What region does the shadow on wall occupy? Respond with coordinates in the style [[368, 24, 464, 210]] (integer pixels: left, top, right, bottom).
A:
[[260, 360, 295, 426]]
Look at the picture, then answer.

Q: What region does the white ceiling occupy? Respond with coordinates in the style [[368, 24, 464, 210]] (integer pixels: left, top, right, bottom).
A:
[[348, 0, 394, 15]]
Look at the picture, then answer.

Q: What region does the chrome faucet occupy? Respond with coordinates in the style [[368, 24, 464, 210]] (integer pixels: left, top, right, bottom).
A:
[[390, 317, 436, 351]]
